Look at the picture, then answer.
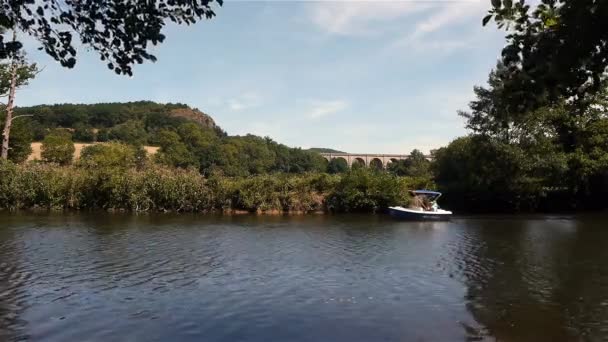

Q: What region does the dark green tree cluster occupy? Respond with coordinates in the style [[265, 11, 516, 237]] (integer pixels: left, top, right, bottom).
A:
[[434, 63, 608, 212], [430, 1, 608, 212], [155, 122, 327, 176]]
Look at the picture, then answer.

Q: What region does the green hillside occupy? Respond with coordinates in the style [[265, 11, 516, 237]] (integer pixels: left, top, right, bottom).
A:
[[14, 101, 220, 142], [9, 101, 328, 176]]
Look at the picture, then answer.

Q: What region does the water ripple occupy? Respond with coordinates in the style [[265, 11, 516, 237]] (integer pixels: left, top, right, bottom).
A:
[[1, 213, 608, 341]]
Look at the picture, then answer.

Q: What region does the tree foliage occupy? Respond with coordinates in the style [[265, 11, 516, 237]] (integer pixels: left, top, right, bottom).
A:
[[1, 0, 222, 75], [155, 129, 197, 169], [73, 123, 95, 142], [388, 149, 430, 177], [107, 119, 148, 146], [327, 158, 349, 174], [484, 0, 608, 110], [433, 136, 545, 212], [439, 62, 608, 211], [0, 60, 38, 94]]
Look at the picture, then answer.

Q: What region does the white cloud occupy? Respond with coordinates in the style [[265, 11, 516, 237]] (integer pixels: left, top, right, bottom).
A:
[[380, 0, 491, 56], [227, 92, 262, 111], [411, 0, 487, 38], [308, 0, 487, 37], [309, 1, 432, 36], [308, 100, 348, 119]]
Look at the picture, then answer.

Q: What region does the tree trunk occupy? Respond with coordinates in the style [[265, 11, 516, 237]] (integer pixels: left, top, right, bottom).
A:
[[1, 31, 18, 160]]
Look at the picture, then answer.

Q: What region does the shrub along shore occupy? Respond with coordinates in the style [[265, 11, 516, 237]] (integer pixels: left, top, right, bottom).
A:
[[0, 160, 433, 214]]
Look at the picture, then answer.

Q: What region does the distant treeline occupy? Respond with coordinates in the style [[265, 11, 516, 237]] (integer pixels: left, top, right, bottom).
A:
[[3, 102, 433, 178]]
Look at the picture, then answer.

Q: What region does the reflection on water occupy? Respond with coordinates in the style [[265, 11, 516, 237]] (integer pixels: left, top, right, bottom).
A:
[[0, 212, 607, 341]]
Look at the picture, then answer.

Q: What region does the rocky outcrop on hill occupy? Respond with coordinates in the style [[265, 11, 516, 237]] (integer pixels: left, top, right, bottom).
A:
[[169, 107, 216, 129]]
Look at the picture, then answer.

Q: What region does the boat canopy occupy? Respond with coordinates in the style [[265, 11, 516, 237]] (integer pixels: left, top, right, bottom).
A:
[[410, 190, 442, 199]]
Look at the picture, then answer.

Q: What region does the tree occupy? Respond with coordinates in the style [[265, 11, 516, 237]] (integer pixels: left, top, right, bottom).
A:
[[207, 136, 275, 176], [388, 150, 430, 177], [483, 0, 608, 111], [327, 158, 348, 174], [108, 120, 148, 146], [286, 148, 327, 173], [1, 0, 222, 76], [41, 130, 75, 165], [1, 31, 38, 160], [0, 112, 32, 163], [432, 136, 544, 212], [154, 129, 197, 168]]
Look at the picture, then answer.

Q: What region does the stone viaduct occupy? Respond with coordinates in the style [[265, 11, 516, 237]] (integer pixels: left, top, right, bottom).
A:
[[319, 153, 433, 169]]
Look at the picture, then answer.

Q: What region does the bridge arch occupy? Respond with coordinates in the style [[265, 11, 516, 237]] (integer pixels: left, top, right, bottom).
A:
[[369, 158, 383, 170], [352, 157, 366, 169]]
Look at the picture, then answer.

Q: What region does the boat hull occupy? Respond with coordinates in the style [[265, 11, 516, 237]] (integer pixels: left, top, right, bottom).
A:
[[388, 207, 452, 221]]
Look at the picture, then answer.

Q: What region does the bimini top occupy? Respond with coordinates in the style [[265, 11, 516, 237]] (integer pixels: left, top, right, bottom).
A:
[[410, 190, 442, 197]]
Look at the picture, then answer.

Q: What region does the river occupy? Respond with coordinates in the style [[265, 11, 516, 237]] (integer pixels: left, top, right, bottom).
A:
[[1, 212, 607, 341]]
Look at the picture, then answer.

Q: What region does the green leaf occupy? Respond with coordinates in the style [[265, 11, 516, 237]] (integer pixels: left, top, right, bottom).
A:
[[482, 14, 493, 26], [544, 17, 558, 27], [491, 0, 501, 8], [504, 0, 512, 8]]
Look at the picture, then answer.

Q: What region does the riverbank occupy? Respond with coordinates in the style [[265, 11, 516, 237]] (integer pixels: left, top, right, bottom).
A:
[[0, 161, 433, 213]]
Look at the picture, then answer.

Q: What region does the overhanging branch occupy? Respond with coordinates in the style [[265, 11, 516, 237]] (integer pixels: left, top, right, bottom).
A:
[[10, 114, 34, 121]]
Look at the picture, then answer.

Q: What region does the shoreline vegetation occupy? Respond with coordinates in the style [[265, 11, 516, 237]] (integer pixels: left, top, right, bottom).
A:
[[0, 159, 433, 214]]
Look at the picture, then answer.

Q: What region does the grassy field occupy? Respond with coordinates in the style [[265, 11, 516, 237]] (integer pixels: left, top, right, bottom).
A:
[[27, 142, 160, 161]]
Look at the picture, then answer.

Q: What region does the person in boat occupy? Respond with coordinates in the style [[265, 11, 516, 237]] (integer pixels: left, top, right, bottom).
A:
[[408, 191, 434, 211], [408, 191, 427, 211]]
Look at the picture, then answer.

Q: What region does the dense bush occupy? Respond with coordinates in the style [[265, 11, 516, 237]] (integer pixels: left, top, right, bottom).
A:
[[79, 142, 142, 169], [326, 169, 433, 212], [41, 130, 75, 165]]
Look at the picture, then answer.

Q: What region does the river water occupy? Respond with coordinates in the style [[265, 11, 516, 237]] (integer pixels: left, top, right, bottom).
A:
[[1, 213, 607, 341]]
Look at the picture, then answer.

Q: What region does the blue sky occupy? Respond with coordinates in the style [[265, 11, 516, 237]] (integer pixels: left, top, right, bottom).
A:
[[18, 0, 506, 153]]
